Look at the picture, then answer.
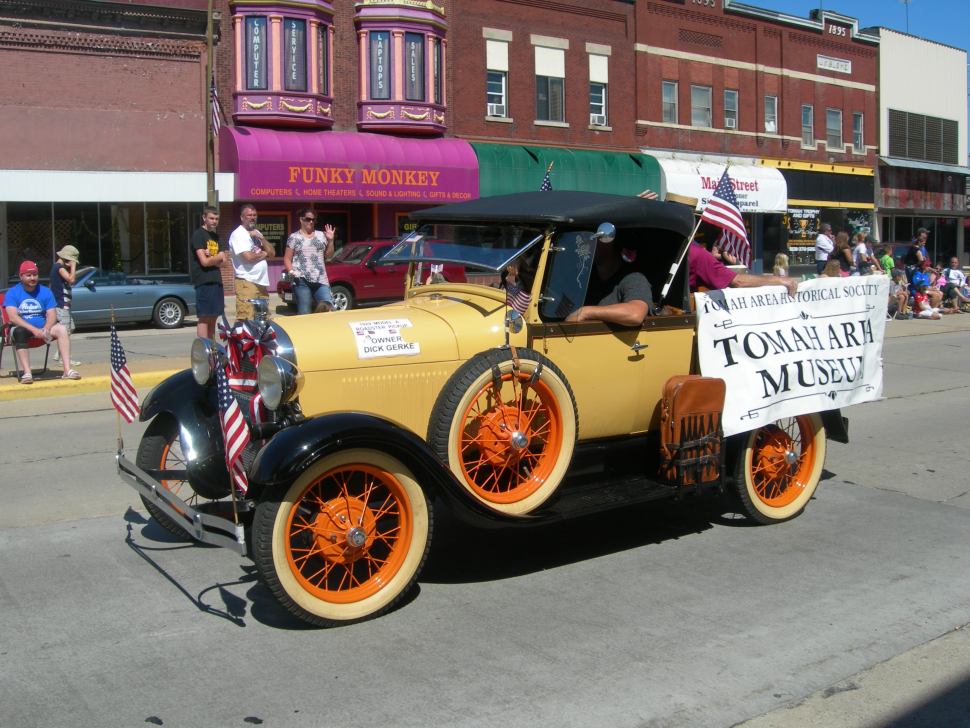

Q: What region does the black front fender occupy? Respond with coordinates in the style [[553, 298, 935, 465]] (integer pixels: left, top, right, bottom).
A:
[[139, 369, 228, 492], [249, 412, 512, 527]]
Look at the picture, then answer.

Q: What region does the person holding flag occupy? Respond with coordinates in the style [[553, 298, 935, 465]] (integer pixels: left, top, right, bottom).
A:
[[689, 169, 798, 297]]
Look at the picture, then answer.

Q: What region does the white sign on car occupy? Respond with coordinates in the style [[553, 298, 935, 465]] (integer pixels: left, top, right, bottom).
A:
[[695, 276, 889, 436], [349, 318, 421, 359]]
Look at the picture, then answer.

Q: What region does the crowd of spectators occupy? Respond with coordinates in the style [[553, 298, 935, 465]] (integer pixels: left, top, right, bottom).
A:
[[813, 226, 970, 320]]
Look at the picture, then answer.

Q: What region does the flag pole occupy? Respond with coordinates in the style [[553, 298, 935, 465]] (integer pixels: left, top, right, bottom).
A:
[[660, 214, 704, 303], [111, 305, 124, 453], [205, 0, 219, 208]]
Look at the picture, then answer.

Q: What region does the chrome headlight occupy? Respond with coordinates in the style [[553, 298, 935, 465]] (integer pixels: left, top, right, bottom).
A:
[[190, 337, 216, 385], [257, 356, 304, 411]]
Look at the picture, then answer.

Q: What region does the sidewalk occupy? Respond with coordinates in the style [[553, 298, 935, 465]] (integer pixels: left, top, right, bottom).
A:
[[2, 297, 970, 401], [0, 294, 279, 401]]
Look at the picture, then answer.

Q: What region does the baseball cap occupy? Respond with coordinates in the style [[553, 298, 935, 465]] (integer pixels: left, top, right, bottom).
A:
[[57, 245, 80, 263], [19, 260, 38, 275]]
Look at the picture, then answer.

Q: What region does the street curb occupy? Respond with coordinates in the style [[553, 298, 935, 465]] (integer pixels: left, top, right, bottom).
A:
[[0, 369, 180, 402]]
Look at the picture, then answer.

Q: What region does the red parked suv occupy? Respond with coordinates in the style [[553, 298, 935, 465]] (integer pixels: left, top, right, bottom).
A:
[[277, 238, 466, 311]]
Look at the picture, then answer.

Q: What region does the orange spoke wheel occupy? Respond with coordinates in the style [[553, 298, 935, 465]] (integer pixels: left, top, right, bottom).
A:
[[429, 349, 577, 516], [253, 449, 431, 627], [733, 413, 826, 524], [136, 415, 197, 538]]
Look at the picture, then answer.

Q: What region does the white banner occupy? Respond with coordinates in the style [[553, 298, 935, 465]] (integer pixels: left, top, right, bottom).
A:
[[695, 276, 889, 437]]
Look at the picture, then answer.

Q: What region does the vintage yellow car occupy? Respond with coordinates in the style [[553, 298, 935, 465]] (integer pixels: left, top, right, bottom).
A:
[[118, 191, 850, 627]]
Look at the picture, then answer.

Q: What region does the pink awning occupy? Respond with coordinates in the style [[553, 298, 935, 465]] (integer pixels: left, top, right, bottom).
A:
[[220, 127, 478, 203]]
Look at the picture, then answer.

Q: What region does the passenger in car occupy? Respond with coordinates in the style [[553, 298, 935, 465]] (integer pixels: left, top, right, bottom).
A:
[[564, 235, 652, 326], [688, 242, 798, 297]]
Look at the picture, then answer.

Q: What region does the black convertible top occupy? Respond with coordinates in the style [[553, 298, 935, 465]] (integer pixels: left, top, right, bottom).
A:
[[412, 191, 695, 236]]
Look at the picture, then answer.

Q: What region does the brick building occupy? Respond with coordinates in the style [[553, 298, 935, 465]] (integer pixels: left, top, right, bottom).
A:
[[634, 1, 880, 272], [3, 0, 965, 285], [873, 28, 967, 264], [0, 0, 217, 283]]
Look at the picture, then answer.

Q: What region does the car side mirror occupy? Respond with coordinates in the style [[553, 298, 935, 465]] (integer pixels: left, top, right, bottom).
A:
[[85, 280, 96, 291], [594, 222, 616, 244]]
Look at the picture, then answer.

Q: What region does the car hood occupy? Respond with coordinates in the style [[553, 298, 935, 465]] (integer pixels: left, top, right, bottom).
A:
[[274, 285, 509, 373]]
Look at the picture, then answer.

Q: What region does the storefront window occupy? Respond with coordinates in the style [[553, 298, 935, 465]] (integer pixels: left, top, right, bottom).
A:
[[145, 204, 189, 274], [369, 31, 391, 100], [245, 16, 268, 90], [6, 203, 52, 280], [283, 18, 307, 92], [109, 203, 145, 274]]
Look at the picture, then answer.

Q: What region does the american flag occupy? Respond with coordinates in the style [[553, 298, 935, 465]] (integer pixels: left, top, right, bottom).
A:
[[700, 169, 750, 266], [716, 228, 752, 268], [210, 78, 223, 138], [505, 283, 532, 314], [216, 365, 250, 494], [110, 325, 139, 423], [539, 168, 553, 192]]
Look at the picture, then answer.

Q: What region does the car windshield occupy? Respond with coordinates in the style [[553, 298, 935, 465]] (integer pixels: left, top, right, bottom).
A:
[[381, 224, 545, 272], [331, 244, 374, 264]]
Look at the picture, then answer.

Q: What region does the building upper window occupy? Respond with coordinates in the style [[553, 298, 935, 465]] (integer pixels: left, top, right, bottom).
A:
[[662, 80, 678, 124], [589, 83, 607, 126], [764, 95, 778, 134], [235, 5, 335, 128], [724, 89, 738, 129], [534, 44, 565, 122], [588, 52, 608, 126], [826, 108, 843, 150], [354, 2, 447, 132], [317, 24, 329, 96], [852, 112, 864, 153], [432, 37, 442, 105], [801, 104, 814, 147], [486, 38, 509, 117], [691, 84, 711, 128], [282, 18, 307, 92], [245, 16, 268, 90], [888, 109, 959, 163], [368, 31, 391, 100], [403, 32, 425, 101]]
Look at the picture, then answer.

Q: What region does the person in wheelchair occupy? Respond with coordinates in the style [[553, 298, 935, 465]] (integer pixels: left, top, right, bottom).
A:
[[564, 236, 652, 326]]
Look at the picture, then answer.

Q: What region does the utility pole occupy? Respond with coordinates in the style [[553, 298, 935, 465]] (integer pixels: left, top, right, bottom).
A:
[[901, 0, 910, 34], [205, 0, 218, 207]]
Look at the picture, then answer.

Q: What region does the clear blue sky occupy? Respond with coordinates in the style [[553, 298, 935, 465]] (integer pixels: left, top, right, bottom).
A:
[[755, 0, 969, 51]]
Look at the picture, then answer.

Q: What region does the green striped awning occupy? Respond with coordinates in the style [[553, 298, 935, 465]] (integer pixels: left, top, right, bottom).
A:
[[471, 143, 662, 198]]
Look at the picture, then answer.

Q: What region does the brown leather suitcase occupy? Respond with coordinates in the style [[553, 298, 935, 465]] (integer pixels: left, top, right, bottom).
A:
[[659, 375, 726, 486]]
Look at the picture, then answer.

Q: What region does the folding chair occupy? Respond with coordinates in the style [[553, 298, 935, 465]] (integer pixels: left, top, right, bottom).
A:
[[0, 291, 51, 378]]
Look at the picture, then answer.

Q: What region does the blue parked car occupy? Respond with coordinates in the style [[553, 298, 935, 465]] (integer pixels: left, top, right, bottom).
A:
[[70, 267, 196, 329]]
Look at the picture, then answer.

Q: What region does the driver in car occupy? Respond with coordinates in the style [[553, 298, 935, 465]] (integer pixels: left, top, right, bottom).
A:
[[565, 237, 652, 326]]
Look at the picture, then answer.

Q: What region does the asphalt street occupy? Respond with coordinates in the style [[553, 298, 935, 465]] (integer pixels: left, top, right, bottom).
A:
[[0, 324, 968, 727]]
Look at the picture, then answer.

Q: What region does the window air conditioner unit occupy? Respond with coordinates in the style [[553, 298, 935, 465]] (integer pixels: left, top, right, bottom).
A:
[[589, 113, 607, 126], [487, 103, 506, 117], [725, 117, 737, 129]]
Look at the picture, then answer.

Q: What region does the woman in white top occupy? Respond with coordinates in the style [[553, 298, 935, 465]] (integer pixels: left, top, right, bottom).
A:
[[283, 208, 336, 314]]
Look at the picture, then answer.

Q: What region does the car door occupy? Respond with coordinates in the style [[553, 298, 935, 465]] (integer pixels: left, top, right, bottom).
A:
[[529, 231, 696, 440], [72, 268, 118, 325], [367, 244, 408, 300]]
